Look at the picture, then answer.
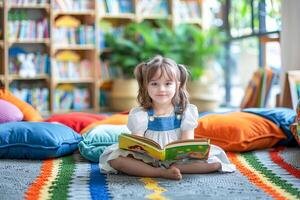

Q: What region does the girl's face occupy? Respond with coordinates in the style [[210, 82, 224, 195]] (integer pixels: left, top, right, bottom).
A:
[[147, 69, 177, 107]]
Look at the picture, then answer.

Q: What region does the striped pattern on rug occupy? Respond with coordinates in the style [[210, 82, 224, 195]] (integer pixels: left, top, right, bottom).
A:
[[0, 147, 299, 200]]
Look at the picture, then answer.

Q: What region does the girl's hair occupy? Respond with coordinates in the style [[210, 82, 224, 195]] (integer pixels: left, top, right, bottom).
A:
[[134, 55, 189, 114], [0, 80, 4, 89]]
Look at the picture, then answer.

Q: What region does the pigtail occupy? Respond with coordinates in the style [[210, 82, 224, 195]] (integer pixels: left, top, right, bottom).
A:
[[0, 80, 4, 89], [134, 62, 150, 108], [176, 64, 189, 113]]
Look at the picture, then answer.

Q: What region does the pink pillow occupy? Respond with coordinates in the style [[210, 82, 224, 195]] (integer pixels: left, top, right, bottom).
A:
[[0, 99, 24, 123]]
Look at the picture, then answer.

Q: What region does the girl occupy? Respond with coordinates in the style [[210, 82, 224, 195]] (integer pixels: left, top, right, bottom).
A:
[[99, 55, 235, 180]]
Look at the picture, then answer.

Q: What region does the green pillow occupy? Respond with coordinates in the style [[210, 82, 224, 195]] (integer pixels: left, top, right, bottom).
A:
[[78, 124, 130, 162]]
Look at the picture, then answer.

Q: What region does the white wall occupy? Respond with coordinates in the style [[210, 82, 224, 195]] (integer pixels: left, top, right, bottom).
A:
[[280, 0, 300, 104]]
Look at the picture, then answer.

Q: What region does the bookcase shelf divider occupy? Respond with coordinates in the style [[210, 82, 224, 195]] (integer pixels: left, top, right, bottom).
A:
[[0, 0, 202, 114]]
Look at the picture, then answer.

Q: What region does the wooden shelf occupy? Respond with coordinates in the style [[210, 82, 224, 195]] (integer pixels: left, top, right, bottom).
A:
[[101, 13, 135, 20], [98, 47, 112, 54], [0, 0, 203, 113], [7, 3, 50, 10], [8, 38, 50, 45], [53, 78, 95, 84], [138, 14, 172, 21], [51, 108, 95, 115], [53, 10, 96, 17], [8, 74, 50, 81], [176, 18, 202, 26], [53, 44, 95, 51]]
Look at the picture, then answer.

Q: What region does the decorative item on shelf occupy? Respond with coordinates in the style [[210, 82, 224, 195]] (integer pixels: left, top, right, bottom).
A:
[[9, 47, 49, 77], [18, 53, 36, 78], [53, 15, 95, 47], [53, 50, 92, 79]]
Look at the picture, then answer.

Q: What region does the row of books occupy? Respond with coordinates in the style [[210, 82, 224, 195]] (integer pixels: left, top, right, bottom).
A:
[[136, 0, 168, 16], [53, 0, 93, 11], [98, 0, 133, 15], [98, 0, 200, 18], [8, 11, 49, 40], [98, 25, 124, 49], [53, 25, 95, 46], [240, 68, 276, 108], [54, 84, 90, 110], [99, 61, 122, 80], [173, 0, 201, 20], [8, 0, 48, 5], [52, 59, 92, 79], [10, 85, 49, 112], [9, 53, 49, 75]]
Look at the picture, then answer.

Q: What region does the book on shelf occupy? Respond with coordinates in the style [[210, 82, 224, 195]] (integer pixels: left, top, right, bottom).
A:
[[10, 85, 49, 112], [54, 0, 92, 11], [118, 133, 210, 161], [8, 11, 49, 41], [54, 84, 90, 111], [137, 0, 169, 16]]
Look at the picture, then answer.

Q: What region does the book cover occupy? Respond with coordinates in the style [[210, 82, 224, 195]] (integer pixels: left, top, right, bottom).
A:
[[118, 133, 210, 161]]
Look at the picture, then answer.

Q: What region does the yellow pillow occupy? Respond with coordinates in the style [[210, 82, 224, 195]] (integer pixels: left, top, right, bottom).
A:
[[0, 88, 43, 121], [195, 112, 287, 152], [80, 114, 128, 134]]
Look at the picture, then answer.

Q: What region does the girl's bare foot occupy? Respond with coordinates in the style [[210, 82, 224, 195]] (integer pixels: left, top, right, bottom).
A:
[[162, 166, 182, 180]]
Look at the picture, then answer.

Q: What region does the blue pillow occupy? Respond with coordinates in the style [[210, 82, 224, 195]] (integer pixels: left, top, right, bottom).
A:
[[78, 124, 130, 162], [242, 107, 297, 146], [0, 122, 83, 159]]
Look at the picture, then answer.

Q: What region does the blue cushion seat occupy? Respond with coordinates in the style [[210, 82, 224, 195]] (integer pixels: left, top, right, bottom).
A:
[[79, 124, 130, 162], [0, 122, 82, 159], [242, 107, 297, 146]]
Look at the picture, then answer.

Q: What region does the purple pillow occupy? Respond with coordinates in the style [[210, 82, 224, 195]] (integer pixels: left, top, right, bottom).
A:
[[0, 99, 24, 123]]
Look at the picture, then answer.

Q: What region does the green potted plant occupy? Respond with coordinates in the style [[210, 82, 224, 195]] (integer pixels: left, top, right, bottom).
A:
[[102, 21, 224, 111], [102, 21, 170, 111], [174, 25, 225, 112]]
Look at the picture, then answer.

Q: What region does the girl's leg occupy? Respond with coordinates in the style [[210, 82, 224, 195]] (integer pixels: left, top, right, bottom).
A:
[[109, 156, 182, 180], [172, 162, 221, 174]]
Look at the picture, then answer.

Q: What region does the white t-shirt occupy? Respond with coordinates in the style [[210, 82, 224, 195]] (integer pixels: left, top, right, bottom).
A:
[[127, 104, 198, 147]]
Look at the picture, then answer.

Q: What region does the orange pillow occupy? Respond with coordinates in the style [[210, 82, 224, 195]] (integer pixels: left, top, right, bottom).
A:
[[0, 88, 43, 121], [195, 112, 287, 152], [80, 114, 128, 134]]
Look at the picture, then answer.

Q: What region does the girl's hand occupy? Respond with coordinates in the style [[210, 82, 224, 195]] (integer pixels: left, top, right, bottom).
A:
[[132, 132, 144, 137], [181, 130, 194, 140]]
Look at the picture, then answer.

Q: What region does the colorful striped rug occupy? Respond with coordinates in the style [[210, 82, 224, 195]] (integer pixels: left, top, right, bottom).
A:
[[0, 147, 299, 200]]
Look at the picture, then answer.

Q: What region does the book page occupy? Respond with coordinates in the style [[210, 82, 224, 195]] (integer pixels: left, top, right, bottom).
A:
[[119, 134, 164, 160], [165, 144, 210, 161], [122, 134, 162, 149], [165, 138, 209, 148]]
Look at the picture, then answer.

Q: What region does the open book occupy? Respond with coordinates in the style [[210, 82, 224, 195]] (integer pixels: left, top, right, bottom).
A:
[[118, 133, 210, 161]]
